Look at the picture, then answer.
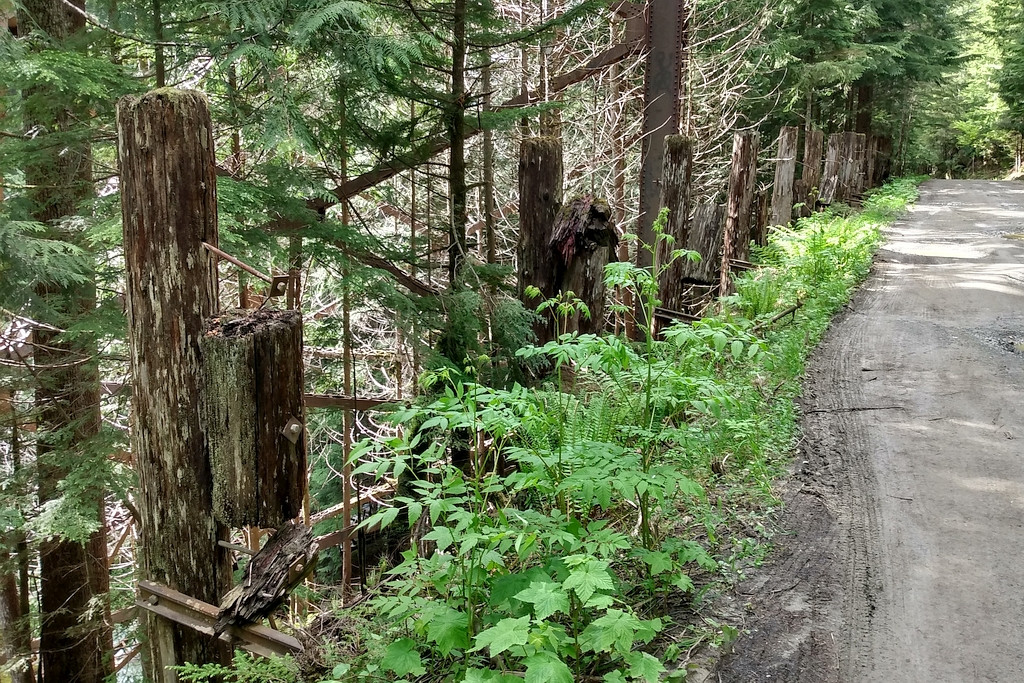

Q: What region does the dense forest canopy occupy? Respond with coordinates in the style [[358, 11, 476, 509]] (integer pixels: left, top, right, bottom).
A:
[[0, 0, 1021, 680]]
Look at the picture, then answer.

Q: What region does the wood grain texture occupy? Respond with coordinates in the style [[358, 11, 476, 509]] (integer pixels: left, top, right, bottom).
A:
[[656, 136, 693, 314], [118, 88, 231, 680], [518, 137, 564, 345], [771, 126, 799, 227], [720, 132, 760, 296]]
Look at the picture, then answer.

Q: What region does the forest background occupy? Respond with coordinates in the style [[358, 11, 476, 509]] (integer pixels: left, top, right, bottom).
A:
[[1, 0, 1023, 680]]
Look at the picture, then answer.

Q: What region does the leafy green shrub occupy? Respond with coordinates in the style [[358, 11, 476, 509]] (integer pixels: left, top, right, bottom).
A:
[[198, 177, 920, 682]]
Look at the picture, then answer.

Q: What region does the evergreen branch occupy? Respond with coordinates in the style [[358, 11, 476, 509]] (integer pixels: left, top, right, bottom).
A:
[[57, 0, 197, 48]]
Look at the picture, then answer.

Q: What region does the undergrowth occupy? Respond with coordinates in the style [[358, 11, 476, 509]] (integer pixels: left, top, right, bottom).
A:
[[177, 177, 921, 683]]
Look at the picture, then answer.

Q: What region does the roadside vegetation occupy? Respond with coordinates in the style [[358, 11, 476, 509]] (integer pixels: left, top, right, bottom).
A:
[[178, 177, 922, 683]]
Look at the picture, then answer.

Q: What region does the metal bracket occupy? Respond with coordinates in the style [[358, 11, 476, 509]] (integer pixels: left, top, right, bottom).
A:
[[269, 275, 291, 298], [281, 416, 304, 444]]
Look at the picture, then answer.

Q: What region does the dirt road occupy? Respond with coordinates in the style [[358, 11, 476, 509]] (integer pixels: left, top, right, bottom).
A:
[[714, 180, 1024, 682]]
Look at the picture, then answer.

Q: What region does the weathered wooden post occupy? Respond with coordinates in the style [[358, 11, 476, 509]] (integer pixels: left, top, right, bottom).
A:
[[655, 135, 692, 315], [820, 132, 842, 205], [796, 127, 824, 216], [770, 126, 799, 227], [720, 131, 760, 296], [837, 131, 860, 202], [518, 137, 563, 345], [549, 196, 618, 335], [201, 309, 306, 528], [118, 90, 232, 680], [676, 202, 726, 313], [851, 132, 868, 196], [751, 189, 771, 245]]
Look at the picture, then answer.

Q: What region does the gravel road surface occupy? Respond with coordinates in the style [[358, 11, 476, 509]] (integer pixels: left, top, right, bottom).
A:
[[714, 180, 1024, 682]]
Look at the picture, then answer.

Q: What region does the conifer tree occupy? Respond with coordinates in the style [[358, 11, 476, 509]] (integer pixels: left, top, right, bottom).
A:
[[990, 0, 1024, 131], [13, 0, 112, 680]]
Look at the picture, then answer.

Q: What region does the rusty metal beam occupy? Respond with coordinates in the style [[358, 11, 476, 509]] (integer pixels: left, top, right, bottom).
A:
[[303, 394, 393, 411], [102, 382, 393, 412], [136, 580, 302, 659], [311, 483, 395, 526], [637, 0, 687, 268]]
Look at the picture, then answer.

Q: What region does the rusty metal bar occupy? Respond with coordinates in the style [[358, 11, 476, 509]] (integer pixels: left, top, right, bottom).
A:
[[636, 0, 687, 267], [728, 258, 757, 272], [136, 580, 302, 658], [304, 393, 393, 411], [653, 306, 700, 323], [113, 644, 142, 675], [218, 540, 257, 556], [202, 242, 273, 283], [102, 381, 393, 412], [310, 483, 394, 526]]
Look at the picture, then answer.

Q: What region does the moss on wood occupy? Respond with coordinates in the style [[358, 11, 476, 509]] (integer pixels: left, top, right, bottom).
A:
[[201, 309, 305, 528]]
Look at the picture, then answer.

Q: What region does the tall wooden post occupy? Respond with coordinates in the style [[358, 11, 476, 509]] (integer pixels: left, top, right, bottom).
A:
[[720, 131, 760, 296], [852, 132, 868, 196], [797, 127, 824, 216], [820, 133, 843, 205], [875, 136, 893, 185], [751, 189, 771, 245], [550, 197, 618, 336], [518, 137, 563, 345], [837, 131, 859, 202], [117, 90, 232, 681], [770, 126, 799, 227], [680, 202, 726, 295], [656, 135, 693, 314]]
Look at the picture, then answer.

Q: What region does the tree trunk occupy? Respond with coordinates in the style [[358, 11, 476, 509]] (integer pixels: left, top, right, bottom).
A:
[[117, 90, 232, 681], [855, 80, 873, 135], [770, 126, 799, 226], [656, 135, 693, 315], [482, 55, 497, 266], [720, 131, 760, 296], [518, 137, 564, 345], [19, 1, 111, 680], [447, 0, 468, 285], [0, 553, 30, 683], [610, 57, 632, 337], [0, 407, 31, 683]]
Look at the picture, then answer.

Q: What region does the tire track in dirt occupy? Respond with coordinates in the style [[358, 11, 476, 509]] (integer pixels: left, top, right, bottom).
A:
[[714, 180, 1024, 682]]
